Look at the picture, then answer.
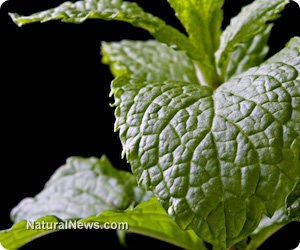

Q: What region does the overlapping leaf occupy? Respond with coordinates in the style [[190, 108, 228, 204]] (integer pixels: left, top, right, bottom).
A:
[[111, 37, 300, 248], [225, 24, 273, 81], [102, 40, 199, 83], [216, 0, 289, 79], [10, 156, 152, 223]]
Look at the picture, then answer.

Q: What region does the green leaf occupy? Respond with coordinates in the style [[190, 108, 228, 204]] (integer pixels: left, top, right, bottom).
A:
[[216, 0, 289, 80], [84, 197, 207, 250], [240, 177, 300, 250], [0, 198, 207, 250], [9, 0, 204, 64], [244, 199, 299, 250], [11, 156, 153, 223], [225, 24, 273, 81], [167, 0, 224, 52], [0, 216, 63, 250], [116, 229, 129, 247], [111, 37, 300, 249], [287, 180, 300, 220], [167, 0, 225, 85], [243, 207, 288, 250], [101, 40, 199, 84], [0, 155, 154, 249]]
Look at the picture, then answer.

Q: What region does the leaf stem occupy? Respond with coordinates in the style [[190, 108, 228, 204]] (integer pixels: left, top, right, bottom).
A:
[[194, 62, 221, 90]]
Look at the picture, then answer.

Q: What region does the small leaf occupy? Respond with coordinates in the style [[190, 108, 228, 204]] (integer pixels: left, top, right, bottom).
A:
[[167, 0, 224, 52], [167, 0, 225, 85], [216, 0, 289, 79], [0, 198, 207, 250], [225, 24, 273, 81], [102, 40, 199, 84]]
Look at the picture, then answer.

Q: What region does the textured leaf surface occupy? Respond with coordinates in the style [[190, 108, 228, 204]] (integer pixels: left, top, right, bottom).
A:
[[225, 24, 273, 81], [102, 40, 199, 83], [215, 0, 289, 78], [11, 156, 153, 223], [167, 0, 224, 84], [112, 37, 300, 248], [0, 198, 207, 250], [9, 0, 204, 63]]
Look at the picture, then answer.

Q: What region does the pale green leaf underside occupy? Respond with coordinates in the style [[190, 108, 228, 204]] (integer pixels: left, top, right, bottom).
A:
[[102, 40, 199, 84], [216, 0, 289, 78], [225, 24, 273, 81], [9, 0, 204, 63], [11, 156, 153, 224], [0, 198, 207, 250], [112, 37, 300, 248]]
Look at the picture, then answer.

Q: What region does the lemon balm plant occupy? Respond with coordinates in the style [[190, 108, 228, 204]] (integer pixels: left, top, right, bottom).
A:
[[1, 0, 300, 249]]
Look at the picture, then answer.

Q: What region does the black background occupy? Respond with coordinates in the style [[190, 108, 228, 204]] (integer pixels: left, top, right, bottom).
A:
[[1, 0, 300, 249]]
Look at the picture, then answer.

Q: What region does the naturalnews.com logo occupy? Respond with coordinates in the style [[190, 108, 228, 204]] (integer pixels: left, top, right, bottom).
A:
[[26, 220, 129, 230]]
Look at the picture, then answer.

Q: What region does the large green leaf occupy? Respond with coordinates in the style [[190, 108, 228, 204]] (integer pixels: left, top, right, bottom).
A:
[[0, 198, 207, 250], [225, 24, 273, 81], [10, 156, 152, 223], [9, 0, 204, 64], [215, 0, 289, 80], [111, 37, 300, 249], [101, 40, 199, 84], [167, 0, 225, 85]]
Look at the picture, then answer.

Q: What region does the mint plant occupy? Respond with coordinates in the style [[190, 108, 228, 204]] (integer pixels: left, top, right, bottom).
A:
[[1, 0, 300, 249]]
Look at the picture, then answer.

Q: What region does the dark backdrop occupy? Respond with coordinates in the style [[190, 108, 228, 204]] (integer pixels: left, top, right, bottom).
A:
[[1, 0, 300, 249]]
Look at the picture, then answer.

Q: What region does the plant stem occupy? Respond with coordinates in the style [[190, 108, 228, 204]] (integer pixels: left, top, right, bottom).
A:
[[194, 62, 221, 90]]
